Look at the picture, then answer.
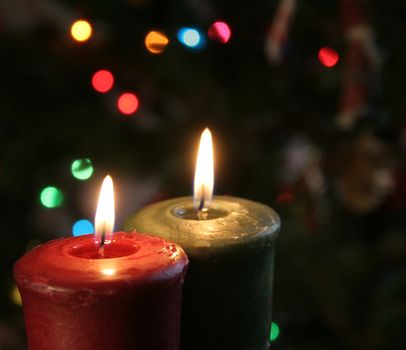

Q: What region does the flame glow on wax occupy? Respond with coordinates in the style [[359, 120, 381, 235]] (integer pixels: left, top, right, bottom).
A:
[[194, 128, 214, 210], [101, 268, 116, 276], [94, 175, 115, 245]]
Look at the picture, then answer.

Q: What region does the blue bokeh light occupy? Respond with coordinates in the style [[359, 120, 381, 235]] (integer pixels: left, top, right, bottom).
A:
[[177, 27, 205, 49], [73, 219, 94, 236]]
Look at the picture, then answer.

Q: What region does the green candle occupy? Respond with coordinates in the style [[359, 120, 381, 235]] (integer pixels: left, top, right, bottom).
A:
[[125, 196, 279, 350], [125, 129, 281, 350]]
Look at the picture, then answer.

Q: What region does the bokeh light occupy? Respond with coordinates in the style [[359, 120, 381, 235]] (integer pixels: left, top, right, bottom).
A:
[[208, 21, 231, 44], [71, 158, 94, 180], [70, 20, 92, 42], [92, 70, 114, 93], [73, 219, 94, 236], [10, 285, 22, 306], [145, 31, 169, 54], [276, 192, 294, 203], [40, 187, 64, 208], [318, 47, 339, 68], [177, 28, 205, 49], [117, 92, 139, 115], [270, 322, 280, 341]]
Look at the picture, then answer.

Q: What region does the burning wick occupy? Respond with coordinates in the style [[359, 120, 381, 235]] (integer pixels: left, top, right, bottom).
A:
[[98, 232, 106, 258], [197, 196, 208, 220], [194, 128, 214, 219], [95, 175, 115, 258]]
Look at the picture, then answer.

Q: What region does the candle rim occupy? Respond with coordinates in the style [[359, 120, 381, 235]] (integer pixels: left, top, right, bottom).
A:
[[125, 196, 280, 253], [13, 232, 188, 294]]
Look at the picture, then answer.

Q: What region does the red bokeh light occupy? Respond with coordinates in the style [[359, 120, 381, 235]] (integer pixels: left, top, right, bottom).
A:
[[318, 47, 339, 68], [276, 192, 294, 204], [208, 21, 231, 44], [92, 70, 114, 93], [117, 93, 139, 115]]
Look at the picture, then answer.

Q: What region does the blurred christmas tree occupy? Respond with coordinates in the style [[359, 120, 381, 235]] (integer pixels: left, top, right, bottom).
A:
[[0, 0, 405, 349]]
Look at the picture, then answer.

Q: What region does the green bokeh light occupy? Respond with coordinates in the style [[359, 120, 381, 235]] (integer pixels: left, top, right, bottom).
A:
[[71, 158, 94, 180], [270, 322, 280, 342], [40, 187, 64, 208]]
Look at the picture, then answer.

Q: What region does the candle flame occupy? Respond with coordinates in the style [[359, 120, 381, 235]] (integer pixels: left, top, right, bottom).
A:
[[194, 128, 214, 211], [95, 175, 115, 246]]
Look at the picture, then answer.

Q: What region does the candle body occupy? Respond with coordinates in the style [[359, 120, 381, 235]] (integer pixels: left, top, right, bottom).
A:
[[125, 196, 280, 350], [14, 232, 188, 350]]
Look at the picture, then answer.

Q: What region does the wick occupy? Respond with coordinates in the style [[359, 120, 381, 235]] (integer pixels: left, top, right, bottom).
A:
[[98, 231, 106, 259], [197, 198, 209, 220]]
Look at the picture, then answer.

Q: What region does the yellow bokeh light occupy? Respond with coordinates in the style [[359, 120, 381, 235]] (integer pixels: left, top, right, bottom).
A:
[[71, 20, 92, 42], [145, 31, 169, 54], [11, 285, 22, 306]]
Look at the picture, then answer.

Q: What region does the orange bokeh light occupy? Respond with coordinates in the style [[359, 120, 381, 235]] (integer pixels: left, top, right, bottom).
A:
[[117, 93, 139, 115], [145, 31, 169, 54]]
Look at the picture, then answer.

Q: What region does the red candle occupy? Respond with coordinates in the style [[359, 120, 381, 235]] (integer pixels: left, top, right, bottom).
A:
[[14, 176, 188, 350]]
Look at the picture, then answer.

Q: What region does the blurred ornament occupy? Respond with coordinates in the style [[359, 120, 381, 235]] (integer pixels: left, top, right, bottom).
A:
[[92, 70, 114, 93], [70, 19, 92, 42], [337, 0, 381, 129], [280, 136, 328, 231], [145, 31, 169, 54], [336, 133, 394, 214], [265, 0, 297, 65], [208, 21, 231, 44], [281, 136, 325, 195]]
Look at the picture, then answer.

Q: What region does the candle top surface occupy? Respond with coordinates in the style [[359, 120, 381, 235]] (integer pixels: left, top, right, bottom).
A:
[[125, 196, 280, 254], [14, 232, 188, 293]]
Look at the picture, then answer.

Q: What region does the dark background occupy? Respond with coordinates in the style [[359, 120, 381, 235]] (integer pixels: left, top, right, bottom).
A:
[[1, 0, 405, 349]]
